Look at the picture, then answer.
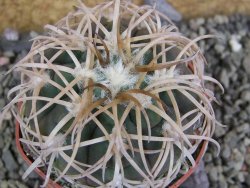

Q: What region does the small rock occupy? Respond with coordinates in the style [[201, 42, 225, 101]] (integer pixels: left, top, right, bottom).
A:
[[236, 123, 249, 133], [2, 150, 18, 171], [196, 18, 205, 26], [198, 27, 206, 35], [242, 54, 250, 74], [236, 172, 245, 183], [231, 149, 244, 171], [0, 85, 3, 95], [244, 138, 250, 146], [218, 175, 228, 188], [246, 174, 250, 186], [239, 111, 248, 121], [0, 136, 4, 149], [214, 44, 225, 54], [214, 15, 229, 24], [208, 166, 219, 182], [224, 131, 238, 148], [0, 99, 5, 109], [0, 57, 10, 66], [229, 35, 242, 52], [221, 145, 231, 159], [219, 69, 229, 88], [3, 28, 19, 41], [241, 90, 250, 101], [214, 126, 226, 138], [245, 153, 250, 166], [2, 74, 11, 87], [3, 51, 15, 58], [29, 31, 39, 38]]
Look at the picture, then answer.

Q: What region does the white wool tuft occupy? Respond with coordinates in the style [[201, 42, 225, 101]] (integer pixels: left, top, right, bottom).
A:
[[162, 122, 180, 140], [41, 133, 65, 158], [66, 101, 82, 117], [74, 67, 96, 81], [31, 72, 50, 87], [131, 93, 152, 108], [150, 68, 178, 83], [98, 58, 138, 97]]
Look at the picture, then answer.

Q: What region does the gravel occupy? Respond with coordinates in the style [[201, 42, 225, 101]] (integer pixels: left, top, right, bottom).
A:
[[0, 13, 250, 188]]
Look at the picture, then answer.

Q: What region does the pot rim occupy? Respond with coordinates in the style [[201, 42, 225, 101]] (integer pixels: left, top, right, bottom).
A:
[[15, 120, 207, 188]]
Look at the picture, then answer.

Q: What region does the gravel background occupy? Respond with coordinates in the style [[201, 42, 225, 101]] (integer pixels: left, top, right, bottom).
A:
[[0, 14, 250, 188]]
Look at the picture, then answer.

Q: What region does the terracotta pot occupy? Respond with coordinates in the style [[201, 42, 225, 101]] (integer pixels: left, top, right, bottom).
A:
[[15, 121, 208, 188]]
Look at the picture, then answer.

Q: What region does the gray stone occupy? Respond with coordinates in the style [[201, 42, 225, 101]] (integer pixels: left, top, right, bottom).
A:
[[243, 54, 250, 74], [0, 85, 3, 95], [246, 105, 250, 114], [2, 150, 18, 171], [2, 74, 11, 88], [3, 51, 15, 58], [236, 172, 245, 183], [239, 111, 248, 120], [218, 181, 228, 188], [208, 166, 219, 182], [214, 126, 227, 138], [214, 44, 225, 54], [224, 131, 238, 148], [245, 153, 250, 166], [236, 123, 249, 133], [231, 149, 244, 171], [221, 145, 231, 159], [219, 69, 229, 88], [0, 136, 4, 149], [0, 98, 5, 109], [229, 35, 242, 52], [214, 15, 229, 24], [246, 174, 250, 186], [198, 27, 206, 35], [241, 90, 250, 101]]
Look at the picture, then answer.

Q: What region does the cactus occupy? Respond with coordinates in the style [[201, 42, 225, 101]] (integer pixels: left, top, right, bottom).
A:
[[2, 0, 223, 187]]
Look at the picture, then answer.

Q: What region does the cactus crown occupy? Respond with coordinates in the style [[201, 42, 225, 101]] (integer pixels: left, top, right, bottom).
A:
[[2, 0, 223, 187]]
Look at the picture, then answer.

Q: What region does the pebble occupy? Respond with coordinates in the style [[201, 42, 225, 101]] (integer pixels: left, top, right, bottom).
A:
[[242, 54, 250, 74], [236, 123, 249, 133], [246, 174, 250, 186], [0, 136, 4, 149], [214, 15, 229, 24], [2, 150, 18, 171], [229, 35, 242, 52], [214, 126, 227, 138], [219, 69, 230, 88], [208, 166, 219, 182], [3, 51, 15, 58], [221, 145, 231, 159], [0, 57, 10, 66], [3, 28, 19, 41], [214, 44, 225, 54], [245, 153, 250, 166], [236, 172, 245, 183], [0, 99, 5, 108], [0, 180, 29, 188], [0, 85, 3, 95], [240, 90, 250, 101]]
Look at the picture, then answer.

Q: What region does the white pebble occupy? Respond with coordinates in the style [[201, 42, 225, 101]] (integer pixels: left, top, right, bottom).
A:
[[229, 35, 242, 52], [3, 28, 19, 41]]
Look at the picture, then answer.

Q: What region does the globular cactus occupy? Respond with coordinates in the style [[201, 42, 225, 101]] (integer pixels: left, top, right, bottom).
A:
[[2, 0, 223, 187]]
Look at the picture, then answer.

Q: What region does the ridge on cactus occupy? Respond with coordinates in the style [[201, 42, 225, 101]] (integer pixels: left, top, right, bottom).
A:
[[1, 0, 224, 187]]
